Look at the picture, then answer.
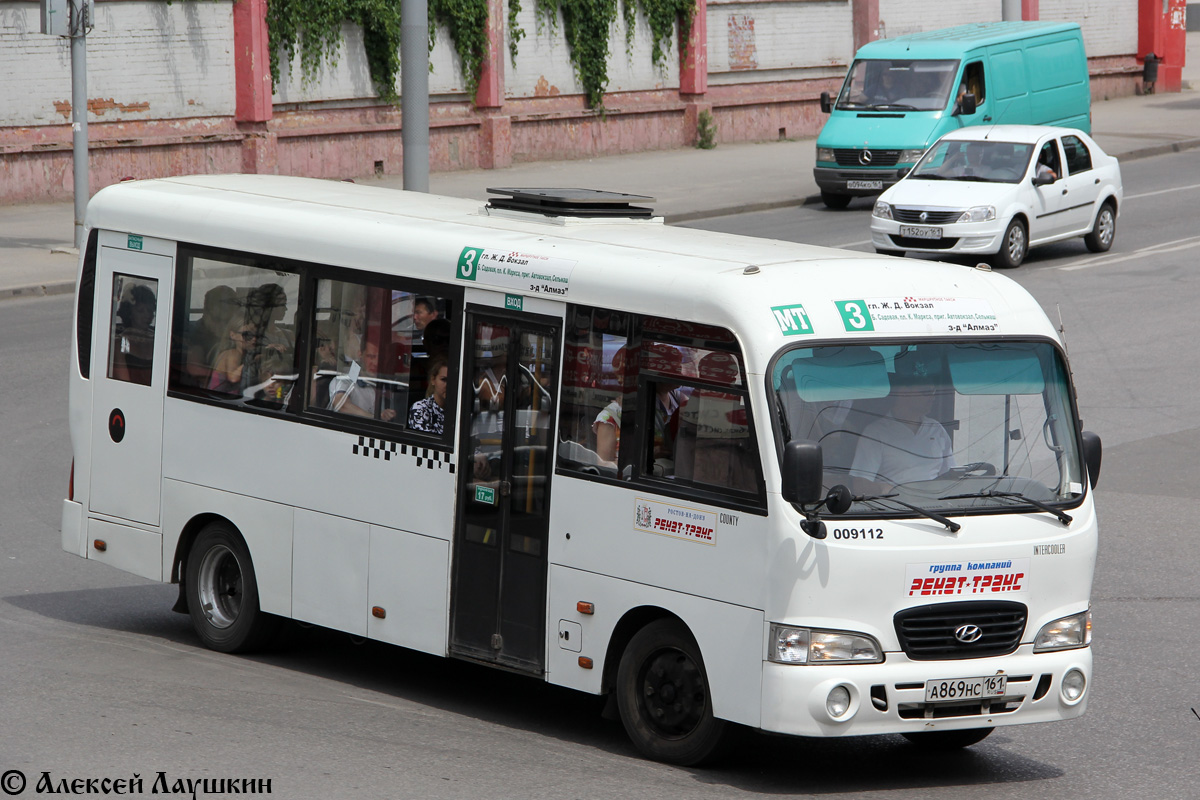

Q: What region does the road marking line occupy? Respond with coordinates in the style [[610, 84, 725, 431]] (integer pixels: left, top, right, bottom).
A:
[[1060, 235, 1200, 270], [1123, 181, 1200, 201]]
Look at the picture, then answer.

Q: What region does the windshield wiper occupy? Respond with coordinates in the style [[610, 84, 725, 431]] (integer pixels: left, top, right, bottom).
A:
[[869, 103, 919, 111], [856, 492, 961, 533], [940, 490, 1073, 526]]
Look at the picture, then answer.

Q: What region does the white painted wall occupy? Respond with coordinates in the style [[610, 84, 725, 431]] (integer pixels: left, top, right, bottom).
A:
[[707, 0, 851, 82], [1041, 0, 1138, 58], [877, 0, 1000, 41], [0, 1, 235, 127]]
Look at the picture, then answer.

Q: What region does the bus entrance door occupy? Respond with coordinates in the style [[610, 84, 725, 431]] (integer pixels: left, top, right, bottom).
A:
[[451, 312, 560, 674], [88, 238, 175, 526]]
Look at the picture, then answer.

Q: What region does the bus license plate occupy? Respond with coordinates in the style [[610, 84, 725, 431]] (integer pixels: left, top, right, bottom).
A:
[[924, 675, 1007, 703], [847, 180, 883, 190], [900, 225, 943, 240]]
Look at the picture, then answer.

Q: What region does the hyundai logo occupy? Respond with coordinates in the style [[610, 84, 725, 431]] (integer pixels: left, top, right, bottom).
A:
[[954, 624, 984, 644], [859, 149, 873, 165]]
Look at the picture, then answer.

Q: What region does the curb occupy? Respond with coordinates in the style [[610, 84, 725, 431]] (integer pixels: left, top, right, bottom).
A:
[[3, 137, 1199, 302]]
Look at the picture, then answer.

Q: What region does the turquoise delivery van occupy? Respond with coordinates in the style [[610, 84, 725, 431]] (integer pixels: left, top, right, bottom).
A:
[[814, 21, 1091, 208]]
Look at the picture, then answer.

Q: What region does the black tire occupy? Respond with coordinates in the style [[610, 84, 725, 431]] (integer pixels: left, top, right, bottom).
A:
[[902, 727, 994, 750], [185, 521, 279, 653], [992, 218, 1027, 268], [875, 248, 905, 258], [821, 191, 853, 209], [1084, 201, 1116, 253], [616, 619, 727, 766]]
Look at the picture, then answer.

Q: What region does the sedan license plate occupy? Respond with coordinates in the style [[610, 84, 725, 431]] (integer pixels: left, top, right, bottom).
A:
[[847, 180, 883, 190], [925, 675, 1007, 703], [899, 225, 943, 240]]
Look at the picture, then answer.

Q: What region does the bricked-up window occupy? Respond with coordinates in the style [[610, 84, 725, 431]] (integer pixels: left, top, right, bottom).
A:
[[557, 307, 765, 506]]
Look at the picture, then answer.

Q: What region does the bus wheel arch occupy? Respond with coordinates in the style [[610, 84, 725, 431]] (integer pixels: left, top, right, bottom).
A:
[[170, 512, 233, 614], [611, 614, 728, 765], [183, 518, 280, 653]]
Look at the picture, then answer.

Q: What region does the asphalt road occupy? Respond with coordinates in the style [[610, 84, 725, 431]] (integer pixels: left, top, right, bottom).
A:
[[2, 149, 1199, 799]]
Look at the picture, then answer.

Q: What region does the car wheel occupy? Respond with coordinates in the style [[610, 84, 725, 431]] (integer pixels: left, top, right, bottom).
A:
[[186, 521, 280, 653], [821, 191, 853, 209], [875, 248, 905, 258], [992, 219, 1027, 268], [1084, 202, 1116, 253], [901, 727, 994, 750], [616, 619, 727, 766]]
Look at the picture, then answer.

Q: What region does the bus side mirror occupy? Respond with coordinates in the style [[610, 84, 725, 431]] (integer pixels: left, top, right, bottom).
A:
[[820, 91, 832, 114], [1081, 430, 1102, 489], [956, 93, 977, 116], [782, 440, 824, 504]]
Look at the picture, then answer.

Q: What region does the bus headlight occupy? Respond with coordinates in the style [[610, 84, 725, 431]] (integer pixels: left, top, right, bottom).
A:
[[956, 205, 996, 223], [769, 625, 883, 664], [1033, 610, 1092, 652], [873, 201, 894, 220]]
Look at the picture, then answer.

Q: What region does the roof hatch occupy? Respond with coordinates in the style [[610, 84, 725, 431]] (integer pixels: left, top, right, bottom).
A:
[[486, 187, 656, 219]]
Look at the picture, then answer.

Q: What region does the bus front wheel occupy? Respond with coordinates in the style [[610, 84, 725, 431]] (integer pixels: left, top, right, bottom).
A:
[[615, 619, 727, 765], [185, 521, 279, 653]]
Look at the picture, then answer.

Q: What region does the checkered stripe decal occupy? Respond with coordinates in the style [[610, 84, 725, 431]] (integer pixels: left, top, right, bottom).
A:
[[352, 436, 456, 473]]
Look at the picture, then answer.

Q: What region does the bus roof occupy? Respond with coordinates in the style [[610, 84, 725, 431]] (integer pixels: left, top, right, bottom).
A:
[[854, 21, 1080, 60], [86, 175, 1060, 370]]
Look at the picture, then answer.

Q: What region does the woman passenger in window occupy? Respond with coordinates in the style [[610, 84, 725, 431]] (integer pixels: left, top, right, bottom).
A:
[[208, 312, 262, 395], [408, 356, 448, 434]]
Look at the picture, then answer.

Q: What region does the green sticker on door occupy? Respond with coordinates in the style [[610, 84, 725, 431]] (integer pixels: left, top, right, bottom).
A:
[[475, 485, 496, 505]]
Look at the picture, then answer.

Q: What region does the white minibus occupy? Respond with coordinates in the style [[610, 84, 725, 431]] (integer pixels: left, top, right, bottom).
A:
[[63, 176, 1101, 765]]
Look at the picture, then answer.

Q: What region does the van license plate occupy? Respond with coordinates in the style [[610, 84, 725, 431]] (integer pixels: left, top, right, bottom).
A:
[[900, 225, 943, 240], [924, 675, 1007, 703], [847, 180, 883, 190]]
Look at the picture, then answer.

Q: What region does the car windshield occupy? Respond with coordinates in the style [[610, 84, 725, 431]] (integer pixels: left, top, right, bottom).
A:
[[836, 59, 960, 112], [771, 341, 1085, 518], [911, 139, 1034, 183]]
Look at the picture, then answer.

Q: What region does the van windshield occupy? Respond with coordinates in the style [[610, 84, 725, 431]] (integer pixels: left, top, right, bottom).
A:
[[837, 59, 960, 112], [771, 341, 1085, 518], [912, 139, 1034, 183]]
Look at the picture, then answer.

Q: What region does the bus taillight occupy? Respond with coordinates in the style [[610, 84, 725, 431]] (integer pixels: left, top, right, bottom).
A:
[[69, 460, 74, 501]]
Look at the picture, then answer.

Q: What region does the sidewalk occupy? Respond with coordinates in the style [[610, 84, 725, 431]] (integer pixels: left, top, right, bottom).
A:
[[4, 37, 1199, 301]]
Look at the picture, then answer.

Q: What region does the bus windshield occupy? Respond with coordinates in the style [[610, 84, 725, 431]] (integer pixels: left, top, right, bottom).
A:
[[836, 59, 960, 112], [772, 341, 1085, 517]]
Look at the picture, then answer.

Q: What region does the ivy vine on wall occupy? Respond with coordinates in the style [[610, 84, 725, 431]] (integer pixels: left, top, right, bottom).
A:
[[264, 0, 693, 110]]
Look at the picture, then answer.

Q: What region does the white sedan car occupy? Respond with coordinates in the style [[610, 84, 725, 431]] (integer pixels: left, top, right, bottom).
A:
[[869, 125, 1122, 267]]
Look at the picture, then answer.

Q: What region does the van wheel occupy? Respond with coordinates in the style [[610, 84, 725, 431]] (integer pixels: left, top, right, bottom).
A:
[[616, 619, 727, 765], [993, 219, 1027, 268], [821, 191, 853, 209], [186, 521, 279, 653], [1084, 202, 1116, 253], [902, 727, 994, 750]]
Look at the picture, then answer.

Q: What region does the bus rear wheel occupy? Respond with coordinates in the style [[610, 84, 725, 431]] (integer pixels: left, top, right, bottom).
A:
[[901, 726, 994, 750], [185, 521, 279, 653], [615, 619, 727, 766]]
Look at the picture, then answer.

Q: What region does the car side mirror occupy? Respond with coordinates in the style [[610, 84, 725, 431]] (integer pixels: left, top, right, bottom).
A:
[[782, 440, 824, 504], [1032, 173, 1054, 187], [1081, 430, 1102, 489], [956, 93, 977, 116], [820, 91, 832, 114]]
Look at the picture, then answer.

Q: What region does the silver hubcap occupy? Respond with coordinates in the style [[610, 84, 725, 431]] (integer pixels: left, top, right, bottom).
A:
[[1098, 209, 1114, 246], [197, 544, 242, 629], [1006, 224, 1026, 263]]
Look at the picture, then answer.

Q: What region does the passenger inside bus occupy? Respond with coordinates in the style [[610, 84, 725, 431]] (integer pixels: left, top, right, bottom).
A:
[[592, 346, 627, 463], [408, 355, 449, 434], [111, 282, 157, 386], [328, 340, 398, 422], [849, 357, 953, 492], [181, 284, 238, 387], [645, 342, 688, 476], [208, 311, 263, 395]]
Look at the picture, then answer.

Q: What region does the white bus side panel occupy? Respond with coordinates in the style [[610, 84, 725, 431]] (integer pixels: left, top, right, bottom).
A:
[[86, 518, 162, 582], [546, 476, 769, 611], [162, 479, 294, 617], [546, 564, 764, 728], [367, 526, 450, 656], [293, 509, 369, 635]]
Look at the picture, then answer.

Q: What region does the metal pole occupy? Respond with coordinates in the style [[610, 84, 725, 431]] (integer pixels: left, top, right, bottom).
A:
[[401, 0, 430, 192], [70, 0, 89, 248], [1001, 0, 1022, 21]]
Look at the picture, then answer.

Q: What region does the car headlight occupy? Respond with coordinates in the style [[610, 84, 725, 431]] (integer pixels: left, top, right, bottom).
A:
[[956, 205, 996, 223], [769, 625, 883, 664], [898, 148, 927, 163], [873, 201, 894, 220], [1033, 609, 1092, 652], [817, 147, 836, 163]]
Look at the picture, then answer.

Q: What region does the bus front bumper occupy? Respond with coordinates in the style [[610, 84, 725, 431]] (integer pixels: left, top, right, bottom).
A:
[[760, 645, 1091, 737]]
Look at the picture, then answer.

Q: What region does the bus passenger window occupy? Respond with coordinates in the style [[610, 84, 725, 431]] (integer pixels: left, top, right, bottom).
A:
[[558, 306, 629, 476], [107, 275, 158, 386]]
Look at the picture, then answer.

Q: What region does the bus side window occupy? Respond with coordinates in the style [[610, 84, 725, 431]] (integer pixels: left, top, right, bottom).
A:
[[107, 274, 158, 387], [558, 305, 628, 475]]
